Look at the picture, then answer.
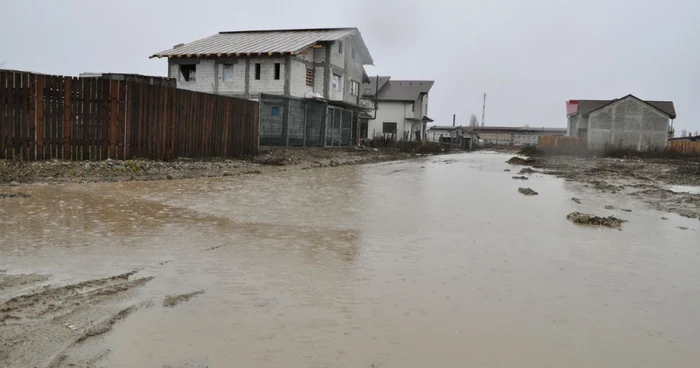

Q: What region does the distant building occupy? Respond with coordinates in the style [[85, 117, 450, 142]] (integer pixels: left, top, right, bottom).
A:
[[360, 76, 434, 141], [669, 135, 699, 142], [566, 95, 676, 150], [467, 126, 566, 146], [427, 125, 479, 149]]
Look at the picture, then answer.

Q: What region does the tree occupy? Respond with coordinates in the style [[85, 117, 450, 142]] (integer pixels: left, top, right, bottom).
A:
[[469, 114, 479, 127], [681, 129, 688, 137], [695, 131, 699, 137]]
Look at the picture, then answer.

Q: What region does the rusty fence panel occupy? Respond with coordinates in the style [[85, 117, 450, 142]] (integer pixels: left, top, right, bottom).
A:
[[0, 70, 259, 160]]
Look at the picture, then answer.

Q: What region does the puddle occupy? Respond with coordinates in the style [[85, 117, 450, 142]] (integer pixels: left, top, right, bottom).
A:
[[1, 152, 699, 368]]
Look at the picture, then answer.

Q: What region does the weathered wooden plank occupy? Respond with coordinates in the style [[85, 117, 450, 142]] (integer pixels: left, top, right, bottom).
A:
[[117, 80, 126, 159], [63, 77, 72, 159], [28, 74, 36, 160], [0, 72, 6, 157]]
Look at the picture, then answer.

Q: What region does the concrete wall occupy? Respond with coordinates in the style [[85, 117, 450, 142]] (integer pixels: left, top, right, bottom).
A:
[[290, 59, 313, 97], [587, 97, 670, 150], [217, 59, 246, 96], [171, 59, 217, 93], [248, 57, 285, 96]]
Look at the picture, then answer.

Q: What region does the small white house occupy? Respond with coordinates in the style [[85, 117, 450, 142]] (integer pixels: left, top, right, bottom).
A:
[[150, 28, 373, 106], [360, 77, 434, 141]]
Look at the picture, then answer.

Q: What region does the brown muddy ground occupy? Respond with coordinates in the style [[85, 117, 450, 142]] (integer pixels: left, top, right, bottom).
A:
[[511, 154, 700, 219], [0, 147, 421, 186], [0, 270, 153, 368]]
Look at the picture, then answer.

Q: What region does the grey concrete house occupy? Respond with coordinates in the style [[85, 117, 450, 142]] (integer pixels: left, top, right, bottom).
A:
[[566, 95, 676, 150], [150, 28, 373, 105]]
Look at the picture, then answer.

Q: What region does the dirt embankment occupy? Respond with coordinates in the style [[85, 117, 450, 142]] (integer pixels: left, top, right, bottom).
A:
[[0, 147, 426, 186], [512, 153, 700, 219]]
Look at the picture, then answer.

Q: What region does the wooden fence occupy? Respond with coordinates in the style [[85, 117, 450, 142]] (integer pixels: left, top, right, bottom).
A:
[[669, 140, 700, 154], [0, 70, 259, 161]]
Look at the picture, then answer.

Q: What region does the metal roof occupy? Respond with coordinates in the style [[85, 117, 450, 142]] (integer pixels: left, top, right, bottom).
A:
[[361, 77, 434, 102], [572, 95, 676, 119], [151, 27, 373, 65]]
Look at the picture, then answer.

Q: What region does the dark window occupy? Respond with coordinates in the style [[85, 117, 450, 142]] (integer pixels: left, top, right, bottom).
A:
[[351, 47, 356, 60], [180, 64, 196, 82], [305, 68, 314, 87], [255, 63, 261, 80], [274, 63, 281, 80], [383, 122, 397, 134], [338, 41, 343, 54], [271, 106, 280, 116], [411, 102, 415, 112]]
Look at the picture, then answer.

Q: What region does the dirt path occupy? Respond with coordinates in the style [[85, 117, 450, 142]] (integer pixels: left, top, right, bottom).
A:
[[510, 154, 700, 219], [0, 270, 153, 368], [0, 147, 426, 186]]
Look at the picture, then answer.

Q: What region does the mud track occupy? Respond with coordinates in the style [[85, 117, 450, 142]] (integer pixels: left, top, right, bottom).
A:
[[0, 270, 152, 368]]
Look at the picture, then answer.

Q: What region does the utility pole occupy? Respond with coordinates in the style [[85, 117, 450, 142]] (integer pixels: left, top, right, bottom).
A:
[[481, 93, 486, 127], [452, 114, 456, 127]]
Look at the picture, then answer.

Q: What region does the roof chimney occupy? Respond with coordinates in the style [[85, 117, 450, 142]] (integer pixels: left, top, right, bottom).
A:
[[173, 43, 185, 49]]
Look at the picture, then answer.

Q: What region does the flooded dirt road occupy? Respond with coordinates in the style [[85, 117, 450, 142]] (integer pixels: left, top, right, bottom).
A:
[[2, 152, 699, 367]]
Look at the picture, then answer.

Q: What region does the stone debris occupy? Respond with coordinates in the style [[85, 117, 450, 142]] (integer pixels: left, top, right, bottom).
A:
[[661, 217, 669, 220], [572, 197, 582, 204], [512, 176, 529, 180], [567, 212, 626, 228], [677, 226, 689, 231], [506, 157, 536, 166], [163, 290, 205, 308], [518, 167, 536, 174], [621, 209, 632, 212], [503, 169, 511, 172], [604, 205, 616, 210], [0, 192, 31, 199], [518, 187, 538, 196]]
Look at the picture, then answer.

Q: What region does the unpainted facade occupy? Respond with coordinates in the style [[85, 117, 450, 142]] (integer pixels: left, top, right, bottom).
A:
[[167, 37, 367, 106]]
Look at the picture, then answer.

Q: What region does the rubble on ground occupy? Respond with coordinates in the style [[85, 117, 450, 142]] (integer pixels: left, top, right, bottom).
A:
[[566, 212, 626, 228], [0, 192, 31, 199], [604, 205, 615, 210], [572, 197, 582, 204], [512, 176, 529, 180], [519, 168, 536, 174], [506, 157, 537, 166], [518, 187, 538, 196]]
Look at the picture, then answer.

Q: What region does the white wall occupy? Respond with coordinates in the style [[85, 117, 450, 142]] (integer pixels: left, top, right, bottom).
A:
[[367, 101, 409, 139]]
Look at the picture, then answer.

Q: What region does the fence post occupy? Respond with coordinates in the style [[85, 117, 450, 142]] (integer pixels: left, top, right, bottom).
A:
[[303, 100, 307, 147]]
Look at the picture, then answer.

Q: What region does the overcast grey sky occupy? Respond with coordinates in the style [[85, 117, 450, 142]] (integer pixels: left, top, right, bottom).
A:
[[3, 0, 699, 134]]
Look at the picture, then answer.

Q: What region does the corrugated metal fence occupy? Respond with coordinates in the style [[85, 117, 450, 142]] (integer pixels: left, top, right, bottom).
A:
[[0, 70, 259, 160]]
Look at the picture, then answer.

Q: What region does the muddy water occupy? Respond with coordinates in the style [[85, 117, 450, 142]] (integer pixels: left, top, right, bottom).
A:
[[2, 152, 699, 368]]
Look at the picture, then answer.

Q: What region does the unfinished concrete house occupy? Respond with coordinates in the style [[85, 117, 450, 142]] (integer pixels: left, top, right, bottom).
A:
[[566, 95, 676, 150], [150, 28, 374, 146]]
